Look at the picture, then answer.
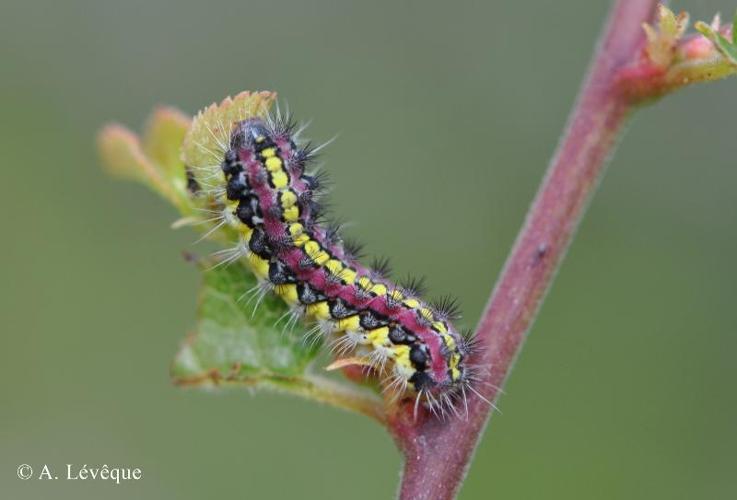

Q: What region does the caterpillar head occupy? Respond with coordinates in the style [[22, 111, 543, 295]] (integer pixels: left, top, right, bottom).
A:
[[232, 118, 273, 151]]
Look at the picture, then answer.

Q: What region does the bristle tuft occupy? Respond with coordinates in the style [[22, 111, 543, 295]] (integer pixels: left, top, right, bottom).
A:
[[343, 238, 366, 261], [399, 274, 428, 297], [430, 294, 462, 321], [369, 256, 392, 279]]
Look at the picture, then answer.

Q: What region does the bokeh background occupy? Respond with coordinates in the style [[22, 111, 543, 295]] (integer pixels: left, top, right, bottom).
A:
[[1, 0, 735, 498]]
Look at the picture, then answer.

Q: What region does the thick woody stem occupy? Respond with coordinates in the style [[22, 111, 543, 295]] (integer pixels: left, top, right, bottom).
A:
[[391, 1, 663, 498]]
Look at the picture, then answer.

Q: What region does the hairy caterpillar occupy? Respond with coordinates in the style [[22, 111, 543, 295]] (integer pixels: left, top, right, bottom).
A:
[[184, 93, 481, 416]]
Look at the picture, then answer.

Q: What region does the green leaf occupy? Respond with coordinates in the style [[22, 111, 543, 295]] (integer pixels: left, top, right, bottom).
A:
[[181, 91, 276, 180], [715, 32, 737, 64], [695, 19, 737, 66], [142, 107, 190, 188], [171, 258, 320, 383], [733, 9, 736, 45], [98, 115, 194, 214], [97, 124, 188, 210], [642, 5, 690, 68], [170, 257, 384, 421]]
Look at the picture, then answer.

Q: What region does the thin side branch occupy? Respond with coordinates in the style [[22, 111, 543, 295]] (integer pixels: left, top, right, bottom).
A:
[[174, 371, 386, 424]]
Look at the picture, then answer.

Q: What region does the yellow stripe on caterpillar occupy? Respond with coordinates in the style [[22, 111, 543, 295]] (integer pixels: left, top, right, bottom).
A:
[[325, 259, 344, 276], [312, 251, 330, 266], [367, 326, 390, 348], [282, 206, 300, 222], [432, 321, 448, 334], [335, 315, 360, 332], [280, 190, 298, 208], [338, 267, 357, 285], [270, 171, 289, 189], [441, 332, 457, 351], [419, 308, 434, 322], [303, 240, 330, 266], [403, 298, 420, 308], [449, 353, 462, 381], [449, 352, 461, 370], [247, 254, 270, 279], [274, 283, 299, 304], [288, 223, 309, 246], [306, 301, 331, 320], [293, 233, 310, 247], [265, 156, 282, 172], [357, 276, 373, 291], [392, 345, 412, 369], [304, 240, 321, 257]]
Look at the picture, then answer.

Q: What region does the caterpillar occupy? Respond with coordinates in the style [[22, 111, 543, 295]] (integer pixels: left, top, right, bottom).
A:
[[184, 93, 480, 417]]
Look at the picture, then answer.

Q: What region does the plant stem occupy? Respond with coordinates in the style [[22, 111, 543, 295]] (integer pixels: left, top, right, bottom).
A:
[[391, 1, 663, 498], [173, 371, 386, 424], [292, 375, 386, 424]]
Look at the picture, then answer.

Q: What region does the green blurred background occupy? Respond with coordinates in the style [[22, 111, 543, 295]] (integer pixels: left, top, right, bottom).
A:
[[1, 0, 735, 498]]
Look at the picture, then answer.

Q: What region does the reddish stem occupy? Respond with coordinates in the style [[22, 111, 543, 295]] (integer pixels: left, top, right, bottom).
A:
[[390, 1, 663, 498]]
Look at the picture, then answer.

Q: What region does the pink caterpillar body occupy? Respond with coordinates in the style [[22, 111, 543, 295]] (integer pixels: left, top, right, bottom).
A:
[[193, 109, 474, 413]]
